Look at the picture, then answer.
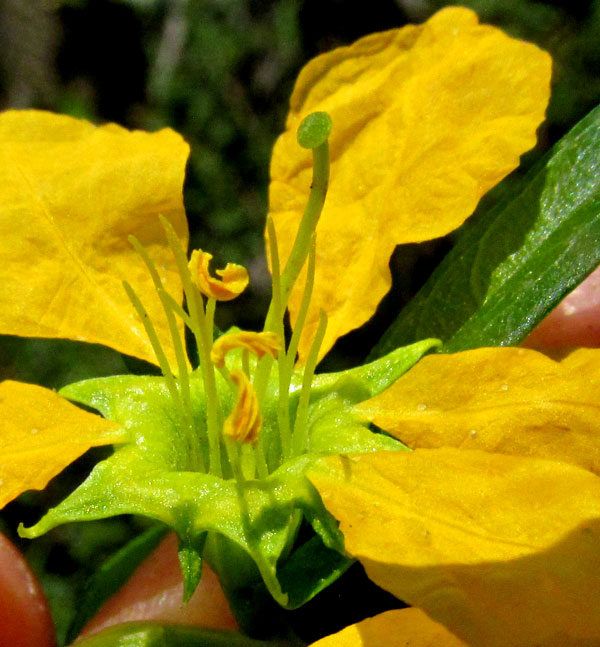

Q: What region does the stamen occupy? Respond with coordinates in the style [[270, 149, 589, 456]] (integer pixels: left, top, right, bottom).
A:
[[223, 370, 262, 445], [205, 297, 217, 342], [291, 309, 328, 456], [159, 289, 197, 337], [158, 216, 204, 359], [278, 236, 317, 460], [122, 281, 180, 406], [127, 236, 203, 469], [265, 216, 292, 459], [159, 216, 223, 477], [128, 236, 189, 377], [189, 250, 249, 301], [265, 216, 284, 337], [211, 331, 281, 368]]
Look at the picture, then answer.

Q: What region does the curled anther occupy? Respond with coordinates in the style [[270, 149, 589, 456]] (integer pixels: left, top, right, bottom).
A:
[[211, 331, 282, 368], [223, 370, 262, 445], [188, 250, 249, 301]]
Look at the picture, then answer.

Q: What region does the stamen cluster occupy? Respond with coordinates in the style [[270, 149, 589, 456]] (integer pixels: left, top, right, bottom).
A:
[[124, 112, 334, 484]]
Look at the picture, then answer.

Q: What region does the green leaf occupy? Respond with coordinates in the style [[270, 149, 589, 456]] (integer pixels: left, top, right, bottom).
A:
[[71, 622, 295, 647], [65, 524, 169, 645], [277, 535, 353, 608], [372, 104, 600, 357]]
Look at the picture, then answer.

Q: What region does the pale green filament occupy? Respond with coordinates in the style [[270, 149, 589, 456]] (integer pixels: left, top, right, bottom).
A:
[[123, 281, 176, 390], [122, 282, 183, 429], [252, 355, 276, 476], [161, 286, 228, 391], [266, 217, 292, 459], [129, 112, 333, 484], [127, 236, 202, 471], [253, 436, 269, 480], [158, 216, 203, 351], [159, 289, 198, 337], [224, 438, 244, 482], [265, 216, 284, 339], [206, 298, 216, 341], [159, 216, 223, 478], [241, 350, 250, 379], [280, 237, 317, 460], [291, 309, 328, 456]]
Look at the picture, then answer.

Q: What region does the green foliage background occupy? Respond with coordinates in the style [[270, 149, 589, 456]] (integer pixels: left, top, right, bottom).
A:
[[0, 0, 599, 642]]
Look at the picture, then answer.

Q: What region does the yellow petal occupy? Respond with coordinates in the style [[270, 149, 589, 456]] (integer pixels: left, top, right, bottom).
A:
[[223, 369, 262, 445], [268, 7, 551, 362], [0, 109, 189, 366], [188, 249, 249, 301], [309, 449, 600, 647], [0, 380, 127, 509], [211, 331, 282, 368], [310, 608, 466, 647], [356, 347, 600, 474]]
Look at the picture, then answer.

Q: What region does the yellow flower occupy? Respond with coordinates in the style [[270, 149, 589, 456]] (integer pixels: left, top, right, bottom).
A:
[[2, 6, 597, 646]]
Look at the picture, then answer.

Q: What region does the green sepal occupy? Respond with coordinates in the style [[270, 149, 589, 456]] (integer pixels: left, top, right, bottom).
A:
[[178, 532, 207, 603], [19, 370, 346, 606], [19, 449, 342, 608], [277, 535, 353, 608], [312, 338, 440, 402], [20, 338, 434, 616], [372, 104, 600, 356]]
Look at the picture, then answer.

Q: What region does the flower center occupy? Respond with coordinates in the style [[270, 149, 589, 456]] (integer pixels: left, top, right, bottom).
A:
[[124, 112, 333, 482]]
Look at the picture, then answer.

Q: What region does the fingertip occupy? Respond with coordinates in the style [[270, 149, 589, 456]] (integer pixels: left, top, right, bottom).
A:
[[79, 532, 237, 639], [0, 532, 56, 647], [524, 267, 600, 350]]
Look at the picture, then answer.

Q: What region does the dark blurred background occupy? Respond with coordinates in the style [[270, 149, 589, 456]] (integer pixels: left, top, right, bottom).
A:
[[0, 0, 599, 641]]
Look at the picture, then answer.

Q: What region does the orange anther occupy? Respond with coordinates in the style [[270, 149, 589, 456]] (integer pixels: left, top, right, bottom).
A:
[[211, 331, 282, 368], [188, 250, 249, 301], [223, 370, 262, 445]]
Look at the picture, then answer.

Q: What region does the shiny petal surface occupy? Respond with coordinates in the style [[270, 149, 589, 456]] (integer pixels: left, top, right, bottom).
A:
[[268, 7, 551, 361], [356, 347, 600, 474], [0, 380, 126, 508], [310, 608, 466, 646], [0, 110, 189, 366], [309, 449, 600, 647]]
